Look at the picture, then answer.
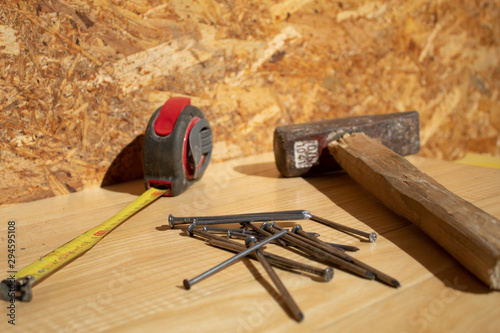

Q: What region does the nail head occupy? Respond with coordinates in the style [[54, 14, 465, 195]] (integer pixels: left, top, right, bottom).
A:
[[183, 279, 192, 290], [187, 224, 196, 237], [324, 267, 334, 282], [245, 236, 258, 247]]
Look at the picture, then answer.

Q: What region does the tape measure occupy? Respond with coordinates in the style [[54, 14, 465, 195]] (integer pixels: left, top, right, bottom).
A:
[[1, 98, 213, 302], [1, 188, 166, 302], [143, 97, 212, 196]]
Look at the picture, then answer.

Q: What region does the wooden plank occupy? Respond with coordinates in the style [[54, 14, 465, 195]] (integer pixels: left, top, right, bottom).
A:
[[0, 153, 499, 332]]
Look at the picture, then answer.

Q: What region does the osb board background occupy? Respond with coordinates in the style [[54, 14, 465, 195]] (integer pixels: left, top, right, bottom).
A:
[[1, 0, 499, 206]]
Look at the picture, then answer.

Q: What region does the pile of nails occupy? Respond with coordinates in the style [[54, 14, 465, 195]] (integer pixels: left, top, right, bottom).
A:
[[168, 210, 400, 322]]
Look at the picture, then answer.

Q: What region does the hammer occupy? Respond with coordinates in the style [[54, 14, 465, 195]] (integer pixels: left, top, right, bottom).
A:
[[274, 111, 500, 289]]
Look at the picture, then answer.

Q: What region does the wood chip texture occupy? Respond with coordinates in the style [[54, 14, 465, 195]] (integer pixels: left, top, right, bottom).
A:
[[1, 0, 499, 205]]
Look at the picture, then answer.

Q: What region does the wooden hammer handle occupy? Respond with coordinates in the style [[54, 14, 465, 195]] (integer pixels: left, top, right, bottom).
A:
[[329, 133, 500, 289]]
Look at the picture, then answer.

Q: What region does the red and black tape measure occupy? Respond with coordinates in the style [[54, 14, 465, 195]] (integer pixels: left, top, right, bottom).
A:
[[142, 97, 213, 196]]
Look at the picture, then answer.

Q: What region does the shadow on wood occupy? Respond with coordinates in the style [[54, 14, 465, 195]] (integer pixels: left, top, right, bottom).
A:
[[303, 174, 491, 295], [232, 161, 282, 178], [101, 135, 145, 188]]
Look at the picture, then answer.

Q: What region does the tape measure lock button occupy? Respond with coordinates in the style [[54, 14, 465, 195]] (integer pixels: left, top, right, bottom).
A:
[[153, 97, 191, 137]]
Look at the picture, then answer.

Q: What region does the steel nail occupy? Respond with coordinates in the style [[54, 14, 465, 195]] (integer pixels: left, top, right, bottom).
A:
[[204, 226, 259, 236], [243, 222, 287, 247], [291, 225, 354, 254], [263, 224, 375, 280], [186, 223, 235, 244], [245, 236, 304, 322], [347, 256, 401, 288], [194, 214, 310, 226], [290, 226, 399, 287], [268, 223, 317, 237], [326, 243, 360, 252], [169, 211, 311, 227], [311, 215, 377, 242], [183, 229, 288, 290], [227, 230, 257, 240], [207, 239, 334, 282]]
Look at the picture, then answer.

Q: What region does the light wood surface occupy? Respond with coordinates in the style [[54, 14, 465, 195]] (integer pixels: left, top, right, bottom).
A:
[[1, 153, 499, 332]]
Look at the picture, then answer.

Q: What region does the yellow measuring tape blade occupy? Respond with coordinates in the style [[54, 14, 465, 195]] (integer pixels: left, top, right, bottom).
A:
[[15, 187, 167, 283]]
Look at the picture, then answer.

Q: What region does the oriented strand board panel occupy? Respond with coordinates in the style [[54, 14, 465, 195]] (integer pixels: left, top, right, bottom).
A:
[[1, 0, 499, 205]]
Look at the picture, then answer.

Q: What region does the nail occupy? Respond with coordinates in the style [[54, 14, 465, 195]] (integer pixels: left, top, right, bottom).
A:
[[187, 224, 254, 250], [171, 210, 310, 222], [326, 243, 360, 252], [245, 236, 304, 322], [290, 225, 352, 259], [207, 238, 334, 282], [186, 223, 232, 243], [347, 256, 401, 288], [292, 225, 346, 251], [268, 222, 285, 231], [189, 225, 266, 252], [291, 226, 399, 288], [204, 226, 259, 236], [290, 225, 359, 252], [227, 230, 257, 240], [311, 215, 377, 242], [242, 222, 287, 247], [270, 223, 320, 238], [263, 224, 375, 280], [194, 214, 310, 226], [183, 229, 288, 290], [265, 256, 334, 283], [278, 224, 353, 262], [169, 211, 311, 227]]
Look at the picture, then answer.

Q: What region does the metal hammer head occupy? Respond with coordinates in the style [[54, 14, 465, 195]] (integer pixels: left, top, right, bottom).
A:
[[273, 111, 420, 177]]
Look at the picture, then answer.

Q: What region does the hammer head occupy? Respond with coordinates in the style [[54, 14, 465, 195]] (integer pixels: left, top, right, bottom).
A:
[[274, 111, 420, 177]]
